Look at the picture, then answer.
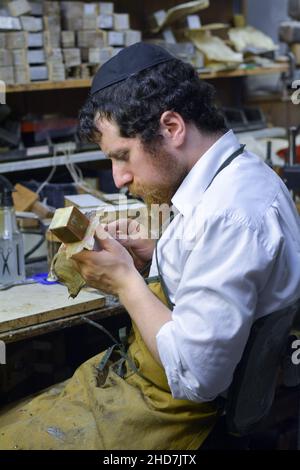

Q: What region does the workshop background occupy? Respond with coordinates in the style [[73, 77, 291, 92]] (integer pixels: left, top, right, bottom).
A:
[[1, 0, 300, 450]]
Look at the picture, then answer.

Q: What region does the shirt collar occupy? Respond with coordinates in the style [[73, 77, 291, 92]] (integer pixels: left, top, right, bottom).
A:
[[172, 130, 242, 216]]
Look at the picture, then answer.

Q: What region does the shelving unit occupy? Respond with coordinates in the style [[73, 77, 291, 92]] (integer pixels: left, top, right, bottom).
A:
[[0, 150, 105, 174], [5, 63, 289, 93]]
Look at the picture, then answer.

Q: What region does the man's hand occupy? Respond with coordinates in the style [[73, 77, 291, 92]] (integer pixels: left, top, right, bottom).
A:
[[71, 224, 140, 295], [104, 218, 155, 271]]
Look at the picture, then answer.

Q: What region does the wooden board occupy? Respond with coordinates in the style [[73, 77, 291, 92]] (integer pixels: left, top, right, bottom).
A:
[[0, 283, 106, 333]]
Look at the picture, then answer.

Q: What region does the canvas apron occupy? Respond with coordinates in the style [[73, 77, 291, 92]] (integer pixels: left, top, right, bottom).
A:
[[0, 145, 245, 450]]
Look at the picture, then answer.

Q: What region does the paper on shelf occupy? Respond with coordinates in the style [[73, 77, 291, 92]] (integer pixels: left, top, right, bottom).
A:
[[228, 26, 278, 53], [187, 30, 243, 63], [150, 0, 209, 33]]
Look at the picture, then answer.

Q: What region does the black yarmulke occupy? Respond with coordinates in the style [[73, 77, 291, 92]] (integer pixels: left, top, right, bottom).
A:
[[91, 42, 175, 95]]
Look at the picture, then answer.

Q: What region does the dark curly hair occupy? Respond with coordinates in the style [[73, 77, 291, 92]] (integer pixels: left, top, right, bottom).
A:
[[79, 58, 227, 149]]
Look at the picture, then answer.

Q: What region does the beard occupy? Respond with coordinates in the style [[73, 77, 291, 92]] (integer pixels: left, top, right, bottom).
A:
[[128, 147, 187, 207]]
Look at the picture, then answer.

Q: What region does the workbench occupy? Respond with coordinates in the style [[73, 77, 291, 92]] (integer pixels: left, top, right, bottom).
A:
[[0, 282, 125, 344]]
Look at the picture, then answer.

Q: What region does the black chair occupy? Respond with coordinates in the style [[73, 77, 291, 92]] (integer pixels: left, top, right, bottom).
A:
[[202, 299, 300, 449]]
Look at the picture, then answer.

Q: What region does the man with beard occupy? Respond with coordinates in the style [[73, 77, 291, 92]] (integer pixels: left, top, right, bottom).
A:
[[1, 43, 300, 450]]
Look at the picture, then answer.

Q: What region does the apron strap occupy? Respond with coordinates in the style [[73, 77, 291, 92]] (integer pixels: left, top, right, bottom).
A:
[[154, 144, 246, 309]]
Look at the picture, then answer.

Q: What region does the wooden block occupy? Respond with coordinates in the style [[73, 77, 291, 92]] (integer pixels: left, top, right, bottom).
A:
[[113, 13, 130, 31], [0, 49, 13, 67], [107, 31, 124, 47], [62, 16, 83, 31], [44, 29, 61, 48], [14, 65, 30, 83], [82, 16, 98, 30], [8, 0, 31, 17], [97, 14, 113, 30], [46, 48, 63, 62], [61, 31, 75, 48], [43, 1, 60, 16], [28, 48, 45, 64], [28, 32, 44, 47], [0, 33, 5, 48], [43, 15, 61, 32], [48, 61, 65, 80], [30, 65, 48, 80], [61, 1, 84, 17], [12, 48, 27, 66], [13, 183, 39, 211], [0, 16, 21, 31], [63, 48, 81, 67], [0, 66, 14, 84], [49, 206, 90, 243], [99, 2, 114, 15], [125, 30, 142, 47], [29, 2, 43, 17], [6, 31, 28, 49], [77, 30, 107, 48], [83, 3, 98, 16], [82, 46, 113, 64], [20, 15, 43, 31]]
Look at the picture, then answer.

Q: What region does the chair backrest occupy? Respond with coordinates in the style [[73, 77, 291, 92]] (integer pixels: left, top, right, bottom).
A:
[[224, 300, 300, 436]]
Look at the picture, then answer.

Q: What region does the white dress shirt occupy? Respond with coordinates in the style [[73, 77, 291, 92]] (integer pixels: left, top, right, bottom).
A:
[[150, 130, 300, 403]]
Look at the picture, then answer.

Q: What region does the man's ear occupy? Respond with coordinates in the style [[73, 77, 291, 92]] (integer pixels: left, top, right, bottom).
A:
[[160, 111, 186, 147]]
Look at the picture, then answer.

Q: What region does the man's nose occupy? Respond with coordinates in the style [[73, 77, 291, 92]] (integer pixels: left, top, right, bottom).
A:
[[112, 166, 133, 189]]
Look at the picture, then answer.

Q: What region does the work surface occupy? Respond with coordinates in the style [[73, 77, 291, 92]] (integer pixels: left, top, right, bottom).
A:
[[0, 283, 123, 342]]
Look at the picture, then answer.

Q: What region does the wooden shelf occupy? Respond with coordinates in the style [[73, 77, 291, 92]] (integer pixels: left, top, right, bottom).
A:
[[5, 64, 289, 93], [199, 63, 289, 79], [6, 78, 92, 93]]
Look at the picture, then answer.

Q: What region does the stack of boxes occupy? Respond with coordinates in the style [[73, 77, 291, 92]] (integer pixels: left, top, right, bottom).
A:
[[0, 0, 142, 85]]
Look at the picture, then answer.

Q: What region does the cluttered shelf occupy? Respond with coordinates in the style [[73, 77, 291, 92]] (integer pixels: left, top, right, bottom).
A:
[[5, 63, 289, 93], [0, 149, 105, 173]]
